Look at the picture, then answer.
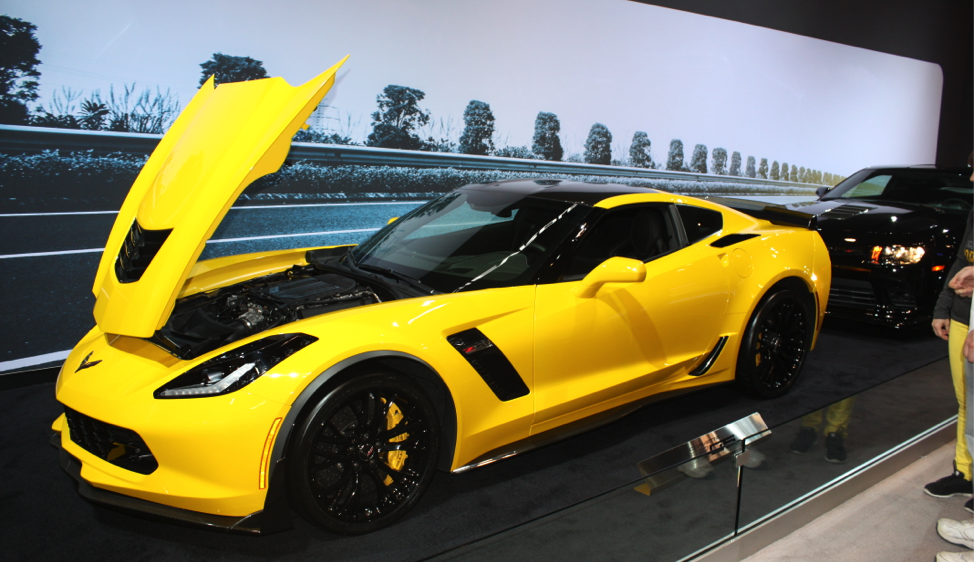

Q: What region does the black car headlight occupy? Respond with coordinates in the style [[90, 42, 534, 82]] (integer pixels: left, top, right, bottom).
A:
[[155, 333, 317, 399], [870, 245, 925, 265]]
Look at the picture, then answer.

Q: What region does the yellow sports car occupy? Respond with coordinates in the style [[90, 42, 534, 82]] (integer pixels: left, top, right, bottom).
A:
[[52, 59, 831, 535]]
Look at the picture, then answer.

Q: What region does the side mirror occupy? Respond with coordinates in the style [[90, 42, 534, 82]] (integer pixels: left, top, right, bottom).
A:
[[386, 216, 399, 225], [815, 186, 829, 198], [577, 257, 646, 298]]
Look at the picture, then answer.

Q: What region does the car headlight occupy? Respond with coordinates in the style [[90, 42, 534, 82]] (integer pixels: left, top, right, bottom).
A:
[[870, 245, 925, 265], [155, 333, 317, 399]]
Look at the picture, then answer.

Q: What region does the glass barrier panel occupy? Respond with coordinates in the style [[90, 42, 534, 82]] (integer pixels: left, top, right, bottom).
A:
[[737, 362, 957, 531], [431, 415, 771, 562]]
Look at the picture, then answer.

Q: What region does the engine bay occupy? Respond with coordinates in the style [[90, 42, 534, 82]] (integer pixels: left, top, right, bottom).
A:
[[150, 264, 390, 360]]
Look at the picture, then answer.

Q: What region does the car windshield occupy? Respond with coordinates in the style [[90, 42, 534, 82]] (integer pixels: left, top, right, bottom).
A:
[[823, 169, 972, 210], [349, 189, 588, 293]]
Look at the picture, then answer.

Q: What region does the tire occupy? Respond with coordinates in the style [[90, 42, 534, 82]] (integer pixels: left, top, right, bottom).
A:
[[287, 372, 439, 534], [736, 289, 813, 399]]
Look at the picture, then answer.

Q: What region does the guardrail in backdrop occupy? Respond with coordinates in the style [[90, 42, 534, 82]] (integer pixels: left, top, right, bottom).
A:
[[0, 124, 825, 188]]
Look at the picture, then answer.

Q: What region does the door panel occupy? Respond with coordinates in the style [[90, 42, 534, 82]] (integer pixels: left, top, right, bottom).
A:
[[532, 224, 729, 431]]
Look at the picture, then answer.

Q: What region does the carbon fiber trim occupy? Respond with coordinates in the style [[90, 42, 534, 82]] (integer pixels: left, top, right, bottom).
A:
[[710, 234, 759, 248]]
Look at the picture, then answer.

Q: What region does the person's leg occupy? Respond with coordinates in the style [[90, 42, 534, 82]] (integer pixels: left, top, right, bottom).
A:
[[949, 320, 971, 480], [823, 397, 856, 436], [927, 321, 974, 498], [823, 397, 856, 463], [789, 409, 823, 454]]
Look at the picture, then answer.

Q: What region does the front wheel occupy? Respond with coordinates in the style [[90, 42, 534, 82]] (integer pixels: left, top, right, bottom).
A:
[[736, 289, 813, 399], [287, 372, 439, 534]]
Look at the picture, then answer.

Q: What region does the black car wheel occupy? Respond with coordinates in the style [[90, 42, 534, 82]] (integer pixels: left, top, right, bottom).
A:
[[288, 372, 439, 534], [736, 289, 812, 399]]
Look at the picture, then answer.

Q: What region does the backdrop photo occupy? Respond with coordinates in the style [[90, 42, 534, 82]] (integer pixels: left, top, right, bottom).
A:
[[0, 0, 948, 372]]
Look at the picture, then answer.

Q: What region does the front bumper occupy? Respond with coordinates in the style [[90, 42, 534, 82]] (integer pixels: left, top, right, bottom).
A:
[[826, 262, 945, 328], [51, 432, 292, 534]]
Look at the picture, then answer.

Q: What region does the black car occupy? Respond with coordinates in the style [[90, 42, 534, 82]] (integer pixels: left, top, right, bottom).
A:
[[793, 165, 971, 327]]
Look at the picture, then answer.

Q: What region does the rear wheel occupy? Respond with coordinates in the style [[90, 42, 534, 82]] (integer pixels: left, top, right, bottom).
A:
[[287, 372, 439, 534], [736, 289, 813, 398]]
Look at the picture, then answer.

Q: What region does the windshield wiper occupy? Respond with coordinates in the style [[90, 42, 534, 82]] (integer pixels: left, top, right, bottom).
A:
[[357, 264, 435, 295]]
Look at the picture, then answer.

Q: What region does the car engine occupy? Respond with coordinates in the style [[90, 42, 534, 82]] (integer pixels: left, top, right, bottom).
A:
[[150, 264, 386, 360]]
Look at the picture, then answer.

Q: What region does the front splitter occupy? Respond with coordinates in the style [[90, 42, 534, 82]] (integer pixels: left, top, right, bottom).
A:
[[51, 433, 282, 535]]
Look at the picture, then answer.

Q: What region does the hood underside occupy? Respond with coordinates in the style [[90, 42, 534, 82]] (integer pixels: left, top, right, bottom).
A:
[[92, 57, 348, 338]]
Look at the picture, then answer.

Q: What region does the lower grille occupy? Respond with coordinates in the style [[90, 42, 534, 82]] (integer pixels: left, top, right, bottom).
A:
[[829, 286, 877, 307], [64, 407, 158, 475]]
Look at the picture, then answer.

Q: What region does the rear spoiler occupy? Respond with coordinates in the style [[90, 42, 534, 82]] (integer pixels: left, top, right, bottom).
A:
[[703, 196, 818, 230]]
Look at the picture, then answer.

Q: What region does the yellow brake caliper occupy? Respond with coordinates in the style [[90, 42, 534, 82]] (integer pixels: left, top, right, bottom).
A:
[[383, 398, 408, 485]]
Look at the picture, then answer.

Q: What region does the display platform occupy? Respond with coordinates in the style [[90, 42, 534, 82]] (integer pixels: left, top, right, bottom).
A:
[[0, 321, 954, 562]]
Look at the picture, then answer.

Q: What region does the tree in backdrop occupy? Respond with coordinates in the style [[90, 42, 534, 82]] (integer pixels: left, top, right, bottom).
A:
[[781, 162, 790, 182], [758, 158, 768, 179], [105, 83, 180, 133], [495, 145, 537, 159], [770, 161, 780, 180], [420, 116, 459, 153], [711, 148, 728, 175], [583, 123, 612, 165], [790, 165, 799, 182], [745, 156, 756, 178], [79, 98, 109, 130], [293, 128, 354, 144], [666, 140, 686, 171], [798, 166, 807, 183], [199, 53, 268, 87], [32, 86, 81, 129], [532, 112, 563, 161], [729, 151, 742, 176], [366, 85, 431, 150], [689, 144, 708, 174], [629, 131, 655, 168], [0, 16, 41, 125], [458, 100, 495, 155]]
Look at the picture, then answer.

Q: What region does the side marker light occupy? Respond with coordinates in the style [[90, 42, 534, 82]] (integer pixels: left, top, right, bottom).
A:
[[259, 417, 283, 489]]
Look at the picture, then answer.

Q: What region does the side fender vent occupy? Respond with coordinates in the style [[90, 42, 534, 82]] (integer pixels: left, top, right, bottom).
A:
[[115, 219, 172, 283], [689, 336, 728, 376], [447, 328, 529, 402], [710, 234, 759, 248]]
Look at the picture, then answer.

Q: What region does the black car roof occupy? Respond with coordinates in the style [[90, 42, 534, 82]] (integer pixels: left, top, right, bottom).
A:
[[459, 178, 659, 205], [859, 164, 970, 174]]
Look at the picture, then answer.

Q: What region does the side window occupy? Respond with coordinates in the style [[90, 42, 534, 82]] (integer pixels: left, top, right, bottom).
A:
[[677, 205, 723, 244], [565, 205, 678, 279]]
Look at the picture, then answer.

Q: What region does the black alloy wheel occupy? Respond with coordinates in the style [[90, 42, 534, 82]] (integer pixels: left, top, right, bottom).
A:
[[736, 289, 812, 399], [288, 373, 439, 534]]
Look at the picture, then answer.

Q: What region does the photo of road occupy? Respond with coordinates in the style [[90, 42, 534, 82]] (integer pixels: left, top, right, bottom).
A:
[[0, 201, 423, 371]]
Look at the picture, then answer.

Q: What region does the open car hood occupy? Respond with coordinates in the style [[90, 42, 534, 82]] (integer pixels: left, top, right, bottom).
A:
[[92, 57, 348, 338]]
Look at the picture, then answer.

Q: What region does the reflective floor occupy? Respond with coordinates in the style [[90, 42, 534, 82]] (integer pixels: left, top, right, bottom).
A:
[[427, 359, 957, 562]]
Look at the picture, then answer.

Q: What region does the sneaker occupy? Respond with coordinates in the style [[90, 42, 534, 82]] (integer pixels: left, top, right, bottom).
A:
[[824, 432, 847, 463], [965, 497, 972, 514], [938, 517, 974, 549], [789, 427, 817, 454], [936, 551, 973, 562], [925, 469, 973, 498]]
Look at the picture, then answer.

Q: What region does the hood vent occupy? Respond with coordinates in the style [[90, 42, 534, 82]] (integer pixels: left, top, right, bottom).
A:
[[822, 204, 872, 220], [115, 219, 172, 284]]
